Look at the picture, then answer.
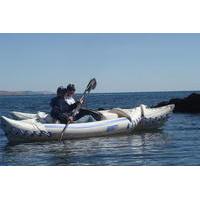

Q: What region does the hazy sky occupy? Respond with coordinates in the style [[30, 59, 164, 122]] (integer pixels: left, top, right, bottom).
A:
[[0, 33, 199, 92]]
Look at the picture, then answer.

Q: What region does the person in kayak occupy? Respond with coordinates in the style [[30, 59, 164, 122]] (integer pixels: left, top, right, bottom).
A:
[[50, 86, 66, 121], [50, 84, 102, 124], [50, 85, 77, 123], [50, 86, 65, 108]]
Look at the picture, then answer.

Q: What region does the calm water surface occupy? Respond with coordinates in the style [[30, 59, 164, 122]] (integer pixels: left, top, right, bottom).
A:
[[0, 91, 200, 166]]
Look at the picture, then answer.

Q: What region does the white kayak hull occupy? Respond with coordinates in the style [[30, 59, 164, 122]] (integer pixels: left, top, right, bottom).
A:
[[1, 105, 174, 143], [1, 117, 136, 143]]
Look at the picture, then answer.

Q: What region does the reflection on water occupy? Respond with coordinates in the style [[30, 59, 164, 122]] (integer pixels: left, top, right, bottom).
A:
[[1, 131, 170, 166]]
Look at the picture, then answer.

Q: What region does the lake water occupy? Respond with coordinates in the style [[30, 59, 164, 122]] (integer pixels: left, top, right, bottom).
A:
[[0, 91, 200, 166]]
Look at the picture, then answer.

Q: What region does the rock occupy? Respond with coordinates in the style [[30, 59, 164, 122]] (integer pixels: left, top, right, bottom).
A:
[[97, 108, 106, 111], [154, 93, 200, 113]]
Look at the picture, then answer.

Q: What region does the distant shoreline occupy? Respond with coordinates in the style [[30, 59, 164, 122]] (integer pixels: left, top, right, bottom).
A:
[[0, 90, 199, 96], [0, 91, 54, 96]]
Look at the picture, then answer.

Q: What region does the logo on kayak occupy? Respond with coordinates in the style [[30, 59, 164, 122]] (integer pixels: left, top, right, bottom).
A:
[[106, 125, 118, 132]]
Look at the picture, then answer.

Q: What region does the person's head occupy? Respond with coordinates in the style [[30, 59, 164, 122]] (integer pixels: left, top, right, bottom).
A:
[[56, 86, 65, 98], [66, 84, 76, 97]]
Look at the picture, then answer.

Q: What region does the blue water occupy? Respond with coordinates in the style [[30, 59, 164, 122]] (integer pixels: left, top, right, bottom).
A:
[[0, 91, 200, 166]]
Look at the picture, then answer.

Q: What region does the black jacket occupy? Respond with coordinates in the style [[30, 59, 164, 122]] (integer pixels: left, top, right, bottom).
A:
[[50, 97, 78, 120]]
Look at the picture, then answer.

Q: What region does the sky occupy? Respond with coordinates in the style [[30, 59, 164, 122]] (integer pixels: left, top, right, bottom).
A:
[[0, 33, 200, 93]]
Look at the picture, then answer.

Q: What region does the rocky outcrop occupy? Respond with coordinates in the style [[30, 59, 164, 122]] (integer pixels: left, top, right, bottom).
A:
[[155, 93, 200, 113]]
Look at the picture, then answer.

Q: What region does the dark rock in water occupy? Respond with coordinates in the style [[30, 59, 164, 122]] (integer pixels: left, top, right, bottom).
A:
[[155, 93, 200, 113], [98, 108, 106, 111]]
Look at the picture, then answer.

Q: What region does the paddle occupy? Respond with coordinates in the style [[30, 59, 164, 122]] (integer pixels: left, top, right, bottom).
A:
[[73, 78, 97, 115], [59, 78, 97, 142]]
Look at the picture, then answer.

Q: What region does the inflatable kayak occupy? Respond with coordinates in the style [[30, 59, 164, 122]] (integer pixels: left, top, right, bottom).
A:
[[0, 104, 174, 143]]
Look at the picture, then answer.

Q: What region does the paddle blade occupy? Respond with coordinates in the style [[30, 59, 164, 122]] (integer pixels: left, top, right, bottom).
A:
[[86, 78, 97, 92]]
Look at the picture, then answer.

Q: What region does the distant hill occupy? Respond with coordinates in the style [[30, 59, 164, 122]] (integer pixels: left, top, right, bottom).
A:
[[0, 91, 54, 96]]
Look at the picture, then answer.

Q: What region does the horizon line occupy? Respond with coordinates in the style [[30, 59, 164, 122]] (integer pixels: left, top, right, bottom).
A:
[[0, 89, 200, 94]]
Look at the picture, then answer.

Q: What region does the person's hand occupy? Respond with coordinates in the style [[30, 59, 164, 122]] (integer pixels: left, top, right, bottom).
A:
[[68, 116, 74, 123], [79, 99, 84, 104], [76, 100, 83, 107]]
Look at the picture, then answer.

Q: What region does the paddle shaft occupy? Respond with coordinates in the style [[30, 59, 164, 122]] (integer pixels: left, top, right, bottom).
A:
[[59, 79, 97, 142]]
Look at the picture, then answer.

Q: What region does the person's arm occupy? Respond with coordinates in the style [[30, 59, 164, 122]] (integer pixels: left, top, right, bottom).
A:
[[50, 98, 55, 107], [50, 104, 60, 118], [69, 102, 79, 110], [50, 98, 62, 118], [58, 112, 74, 123], [57, 99, 75, 122], [69, 98, 84, 110]]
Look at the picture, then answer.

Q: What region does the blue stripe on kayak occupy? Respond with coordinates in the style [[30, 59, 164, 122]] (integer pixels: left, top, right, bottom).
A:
[[44, 118, 129, 129]]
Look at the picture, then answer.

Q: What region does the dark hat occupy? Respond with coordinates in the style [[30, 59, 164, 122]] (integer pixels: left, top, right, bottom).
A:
[[57, 86, 65, 96], [66, 84, 76, 92]]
